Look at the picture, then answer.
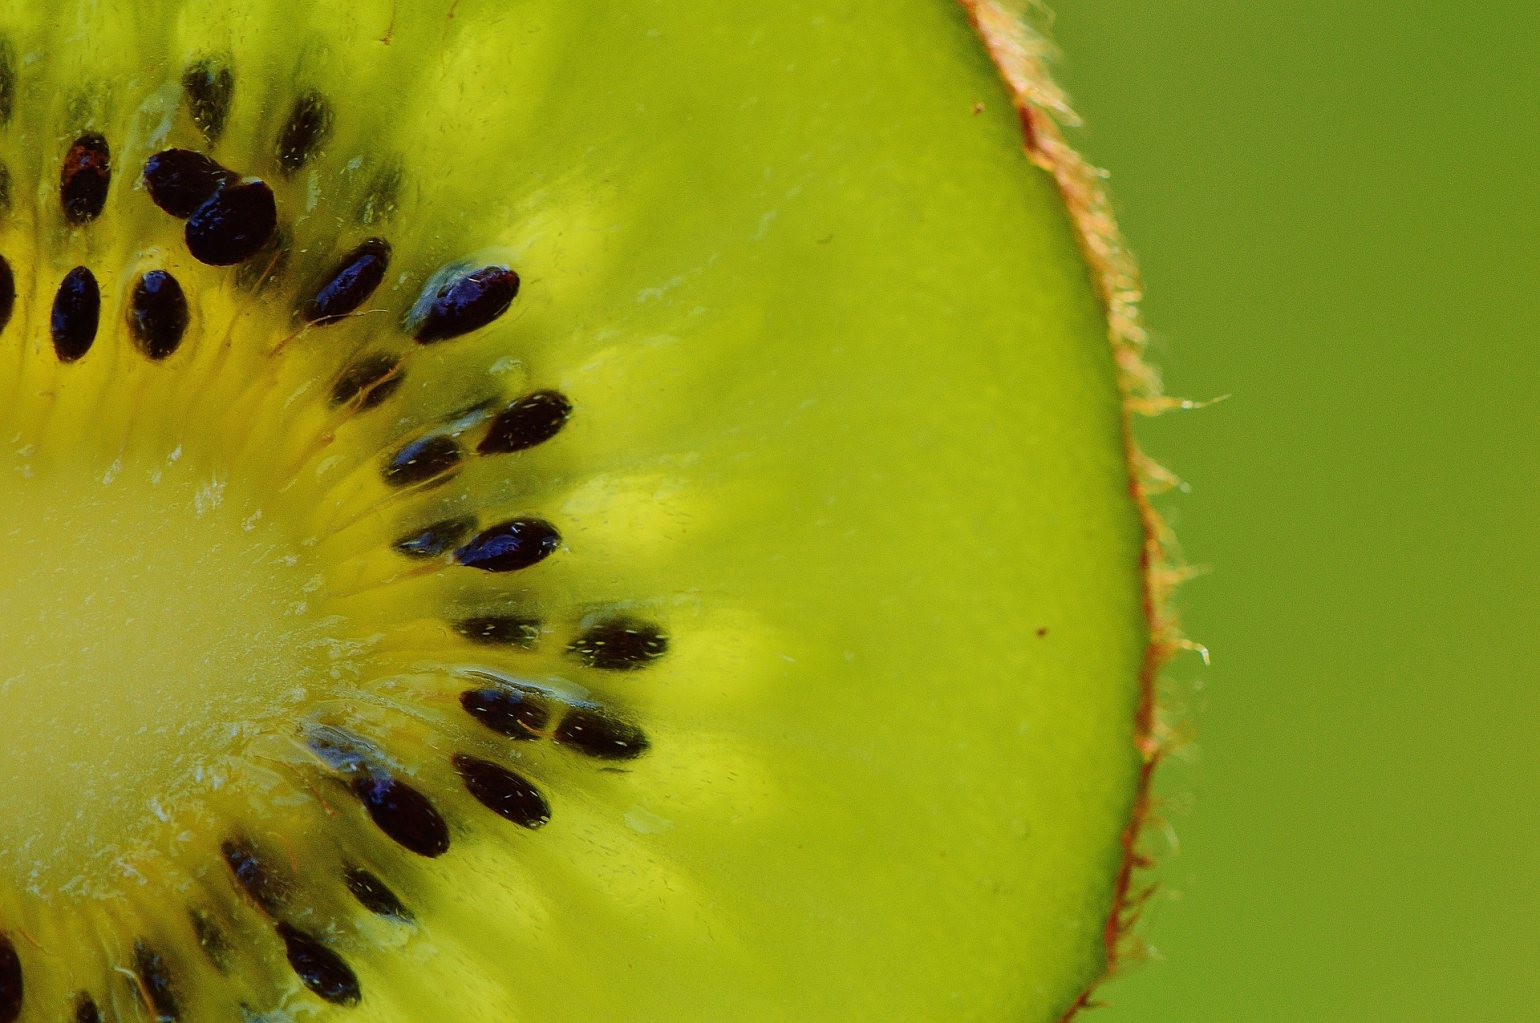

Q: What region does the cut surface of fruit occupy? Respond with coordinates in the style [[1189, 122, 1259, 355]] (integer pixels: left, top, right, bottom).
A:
[[0, 1, 1151, 1021]]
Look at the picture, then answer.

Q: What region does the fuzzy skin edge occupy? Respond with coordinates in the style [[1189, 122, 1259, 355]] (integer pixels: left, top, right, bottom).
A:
[[956, 3, 1190, 1019]]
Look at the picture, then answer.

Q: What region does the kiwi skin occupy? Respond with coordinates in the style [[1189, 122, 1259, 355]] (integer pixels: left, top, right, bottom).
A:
[[0, 2, 1165, 1021], [959, 1, 1175, 1010]]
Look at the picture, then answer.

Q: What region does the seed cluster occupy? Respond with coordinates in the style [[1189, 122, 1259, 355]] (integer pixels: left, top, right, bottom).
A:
[[7, 100, 527, 375], [0, 39, 674, 1021]]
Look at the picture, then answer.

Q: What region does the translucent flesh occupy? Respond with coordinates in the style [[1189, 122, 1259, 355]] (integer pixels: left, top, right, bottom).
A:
[[0, 1, 1146, 1020]]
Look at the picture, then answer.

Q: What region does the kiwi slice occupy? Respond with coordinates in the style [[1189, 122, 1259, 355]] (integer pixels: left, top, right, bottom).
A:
[[0, 1, 1156, 1020]]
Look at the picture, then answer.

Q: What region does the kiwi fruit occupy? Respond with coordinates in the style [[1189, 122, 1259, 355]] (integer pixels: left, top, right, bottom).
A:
[[0, 1, 1160, 1021]]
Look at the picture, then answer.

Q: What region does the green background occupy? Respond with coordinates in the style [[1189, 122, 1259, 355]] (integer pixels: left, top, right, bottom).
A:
[[1043, 2, 1539, 1020]]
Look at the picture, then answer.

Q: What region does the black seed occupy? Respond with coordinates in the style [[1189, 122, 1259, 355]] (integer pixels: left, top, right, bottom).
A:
[[453, 755, 550, 829], [128, 270, 189, 360], [393, 517, 475, 558], [72, 992, 98, 1023], [568, 617, 669, 671], [182, 59, 234, 143], [0, 39, 13, 126], [301, 237, 390, 324], [276, 91, 332, 175], [277, 924, 361, 1007], [342, 866, 412, 921], [554, 706, 652, 761], [351, 775, 450, 857], [331, 353, 404, 410], [478, 390, 573, 455], [0, 934, 19, 1023], [143, 149, 232, 218], [189, 910, 231, 971], [134, 942, 178, 1022], [60, 133, 110, 225], [221, 837, 288, 915], [382, 435, 461, 488], [51, 266, 99, 363], [411, 266, 519, 344], [0, 254, 13, 336], [454, 519, 560, 573], [185, 179, 276, 266], [189, 179, 280, 268], [454, 615, 541, 648], [460, 687, 549, 740]]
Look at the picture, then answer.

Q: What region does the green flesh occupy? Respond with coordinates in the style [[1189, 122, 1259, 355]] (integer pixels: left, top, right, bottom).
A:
[[0, 1, 1147, 1020]]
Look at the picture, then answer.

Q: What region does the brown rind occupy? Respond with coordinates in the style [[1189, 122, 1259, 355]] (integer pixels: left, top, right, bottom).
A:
[[955, 2, 1188, 1018]]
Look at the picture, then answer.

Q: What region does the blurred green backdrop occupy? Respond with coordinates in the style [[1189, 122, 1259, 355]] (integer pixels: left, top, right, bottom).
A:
[[1042, 2, 1540, 1020]]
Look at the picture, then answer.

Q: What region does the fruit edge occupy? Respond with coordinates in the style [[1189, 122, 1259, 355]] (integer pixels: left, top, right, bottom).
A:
[[958, 2, 1190, 1016]]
